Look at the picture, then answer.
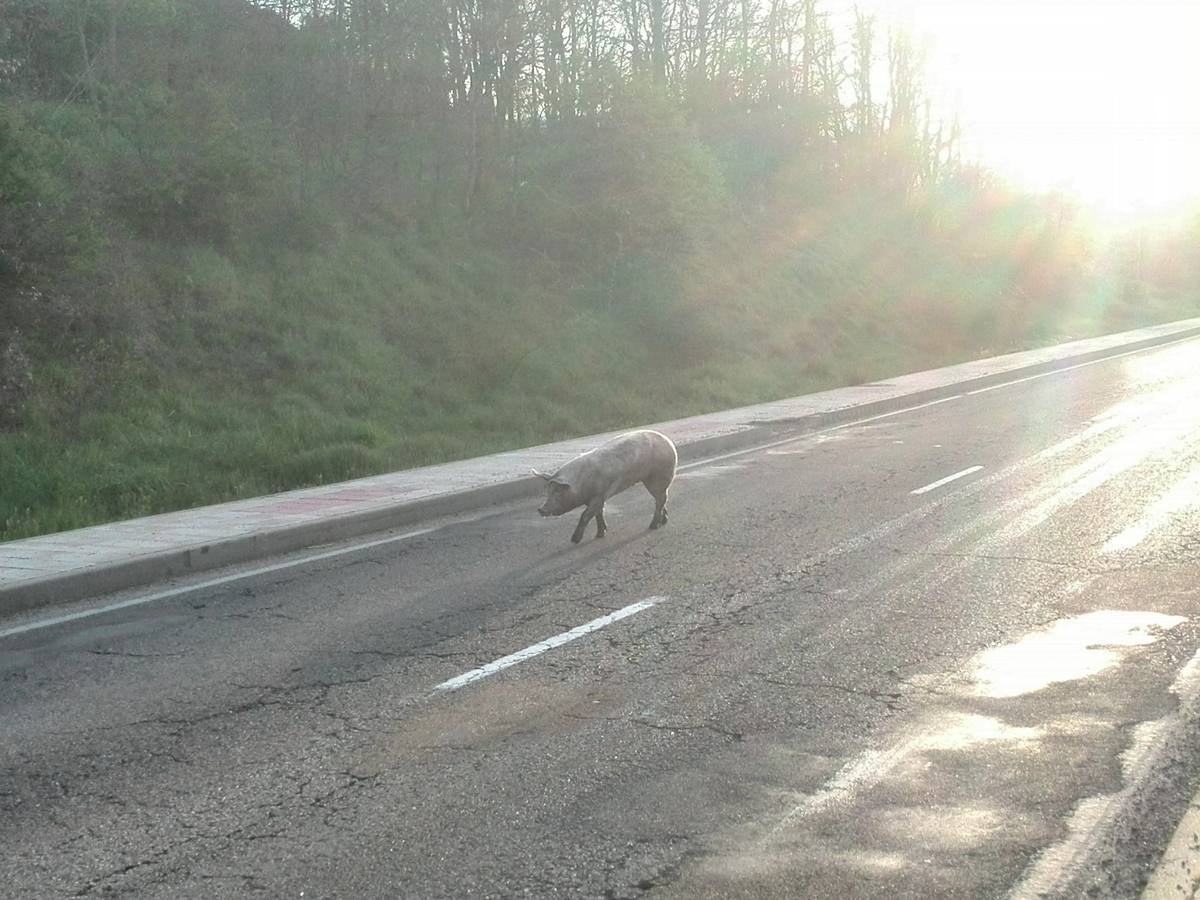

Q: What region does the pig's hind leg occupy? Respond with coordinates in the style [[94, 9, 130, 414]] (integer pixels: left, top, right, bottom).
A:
[[644, 477, 670, 529]]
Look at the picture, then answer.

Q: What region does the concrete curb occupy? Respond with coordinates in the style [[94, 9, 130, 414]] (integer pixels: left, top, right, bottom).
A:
[[0, 476, 544, 618], [1143, 791, 1200, 899], [3, 319, 1200, 619]]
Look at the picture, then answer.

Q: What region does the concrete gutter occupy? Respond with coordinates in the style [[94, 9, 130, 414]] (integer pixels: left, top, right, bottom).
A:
[[3, 316, 1199, 618], [1143, 786, 1200, 899]]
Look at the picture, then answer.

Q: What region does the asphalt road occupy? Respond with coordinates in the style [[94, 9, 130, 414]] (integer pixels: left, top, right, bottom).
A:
[[3, 337, 1200, 899]]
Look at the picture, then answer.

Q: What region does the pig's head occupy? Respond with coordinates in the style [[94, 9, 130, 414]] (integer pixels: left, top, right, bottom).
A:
[[532, 469, 582, 516]]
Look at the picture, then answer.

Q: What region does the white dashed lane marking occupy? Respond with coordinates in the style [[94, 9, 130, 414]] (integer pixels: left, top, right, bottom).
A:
[[433, 597, 666, 693], [910, 466, 984, 495]]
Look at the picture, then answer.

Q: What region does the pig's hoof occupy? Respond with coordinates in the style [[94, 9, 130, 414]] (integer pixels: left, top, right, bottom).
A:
[[571, 532, 583, 544], [649, 521, 660, 530]]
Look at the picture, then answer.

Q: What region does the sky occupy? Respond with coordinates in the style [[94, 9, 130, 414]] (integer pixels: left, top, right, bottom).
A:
[[839, 0, 1200, 219]]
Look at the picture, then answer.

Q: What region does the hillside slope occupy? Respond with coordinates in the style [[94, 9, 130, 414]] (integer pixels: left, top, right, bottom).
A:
[[1, 0, 1196, 539]]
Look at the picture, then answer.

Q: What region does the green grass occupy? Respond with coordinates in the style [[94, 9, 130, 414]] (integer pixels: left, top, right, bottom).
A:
[[3, 198, 1197, 541], [7, 3, 1200, 543]]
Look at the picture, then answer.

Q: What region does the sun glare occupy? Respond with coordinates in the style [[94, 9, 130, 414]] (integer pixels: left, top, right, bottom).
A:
[[850, 0, 1200, 218]]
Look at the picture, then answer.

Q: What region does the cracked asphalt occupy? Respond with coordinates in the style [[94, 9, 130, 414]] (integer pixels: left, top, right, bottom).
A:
[[3, 338, 1200, 899]]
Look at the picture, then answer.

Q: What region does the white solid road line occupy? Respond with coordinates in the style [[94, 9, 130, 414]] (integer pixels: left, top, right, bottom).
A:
[[1102, 465, 1200, 554], [965, 333, 1200, 397], [911, 466, 984, 495], [679, 395, 965, 472], [772, 738, 922, 832], [1010, 648, 1200, 900], [433, 598, 665, 692], [0, 525, 443, 641]]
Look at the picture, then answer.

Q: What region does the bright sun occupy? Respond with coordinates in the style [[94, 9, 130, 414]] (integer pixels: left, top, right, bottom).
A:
[[849, 0, 1200, 217]]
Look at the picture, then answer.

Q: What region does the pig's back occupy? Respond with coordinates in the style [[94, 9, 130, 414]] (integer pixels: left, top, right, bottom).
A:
[[557, 430, 676, 496], [602, 430, 676, 494]]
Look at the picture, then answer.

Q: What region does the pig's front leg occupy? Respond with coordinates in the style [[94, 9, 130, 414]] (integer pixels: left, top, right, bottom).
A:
[[571, 500, 605, 543], [571, 506, 592, 543]]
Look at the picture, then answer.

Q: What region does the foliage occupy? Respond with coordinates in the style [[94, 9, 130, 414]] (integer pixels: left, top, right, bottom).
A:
[[0, 103, 97, 285], [0, 0, 1197, 539], [511, 83, 724, 265]]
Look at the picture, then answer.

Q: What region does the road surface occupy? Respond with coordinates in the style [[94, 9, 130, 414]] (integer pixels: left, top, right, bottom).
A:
[[3, 337, 1200, 898]]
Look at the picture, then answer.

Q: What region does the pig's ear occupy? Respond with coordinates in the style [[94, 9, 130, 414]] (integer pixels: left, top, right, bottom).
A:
[[531, 468, 570, 488]]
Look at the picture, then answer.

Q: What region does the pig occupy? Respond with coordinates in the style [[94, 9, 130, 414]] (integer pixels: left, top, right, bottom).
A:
[[532, 430, 677, 544]]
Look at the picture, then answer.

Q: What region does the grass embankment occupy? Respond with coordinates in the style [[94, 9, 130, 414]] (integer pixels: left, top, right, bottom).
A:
[[4, 2, 1199, 540], [3, 194, 1192, 541]]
